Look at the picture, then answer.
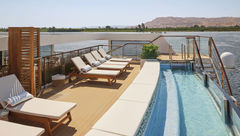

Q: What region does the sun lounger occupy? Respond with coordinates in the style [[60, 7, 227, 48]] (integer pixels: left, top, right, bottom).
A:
[[91, 50, 130, 67], [0, 120, 44, 136], [0, 75, 77, 136], [84, 53, 127, 73], [98, 48, 132, 62], [70, 57, 120, 85]]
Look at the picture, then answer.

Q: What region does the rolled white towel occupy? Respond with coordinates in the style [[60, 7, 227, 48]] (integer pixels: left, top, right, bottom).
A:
[[105, 55, 112, 60], [92, 61, 101, 67], [99, 58, 106, 63], [5, 91, 33, 107], [81, 65, 92, 73]]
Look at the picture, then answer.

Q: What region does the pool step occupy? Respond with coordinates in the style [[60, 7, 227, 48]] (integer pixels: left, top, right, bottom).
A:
[[196, 58, 219, 84]]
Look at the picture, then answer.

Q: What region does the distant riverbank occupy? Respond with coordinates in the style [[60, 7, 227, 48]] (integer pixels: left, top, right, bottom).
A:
[[1, 26, 240, 32]]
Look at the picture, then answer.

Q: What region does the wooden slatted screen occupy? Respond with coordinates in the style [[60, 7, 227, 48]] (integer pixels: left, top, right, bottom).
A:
[[8, 27, 41, 96], [33, 28, 41, 92]]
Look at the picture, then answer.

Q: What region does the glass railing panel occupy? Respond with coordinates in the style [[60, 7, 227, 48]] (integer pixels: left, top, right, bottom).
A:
[[110, 40, 149, 59]]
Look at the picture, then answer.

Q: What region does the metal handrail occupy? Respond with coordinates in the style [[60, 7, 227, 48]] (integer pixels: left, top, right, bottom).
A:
[[107, 34, 162, 54], [193, 38, 205, 71], [107, 42, 149, 54], [39, 45, 106, 59], [150, 34, 162, 43]]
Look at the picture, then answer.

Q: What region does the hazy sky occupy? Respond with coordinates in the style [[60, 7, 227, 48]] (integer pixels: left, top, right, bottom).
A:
[[0, 0, 240, 28]]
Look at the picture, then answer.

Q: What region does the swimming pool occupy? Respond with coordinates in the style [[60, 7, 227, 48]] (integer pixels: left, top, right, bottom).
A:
[[138, 64, 230, 136]]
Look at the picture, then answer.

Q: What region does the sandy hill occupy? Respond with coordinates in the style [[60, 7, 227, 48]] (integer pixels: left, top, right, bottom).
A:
[[145, 17, 240, 28]]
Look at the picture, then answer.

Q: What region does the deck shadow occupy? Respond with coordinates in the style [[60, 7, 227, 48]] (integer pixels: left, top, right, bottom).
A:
[[117, 72, 131, 80], [127, 66, 134, 70]]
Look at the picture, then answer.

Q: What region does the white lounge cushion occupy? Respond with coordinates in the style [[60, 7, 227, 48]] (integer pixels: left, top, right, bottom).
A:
[[98, 48, 108, 57], [97, 64, 125, 70], [99, 58, 106, 63], [71, 57, 86, 71], [7, 98, 77, 120], [86, 70, 120, 76], [5, 91, 33, 107], [105, 55, 112, 60], [84, 53, 98, 66], [104, 61, 128, 66], [0, 120, 44, 136], [110, 58, 132, 62], [91, 50, 104, 61], [81, 65, 92, 73], [92, 61, 101, 67]]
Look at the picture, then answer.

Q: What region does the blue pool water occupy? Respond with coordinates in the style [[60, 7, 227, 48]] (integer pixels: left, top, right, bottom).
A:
[[143, 65, 229, 136]]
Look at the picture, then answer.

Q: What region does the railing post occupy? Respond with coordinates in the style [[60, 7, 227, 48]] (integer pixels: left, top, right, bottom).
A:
[[198, 36, 201, 52], [184, 45, 186, 60], [136, 45, 138, 60], [43, 57, 46, 88], [108, 40, 112, 55], [181, 44, 183, 59], [122, 45, 124, 58], [169, 45, 171, 59], [61, 53, 65, 74], [187, 39, 190, 58], [169, 45, 172, 60], [193, 38, 196, 60], [208, 38, 212, 58]]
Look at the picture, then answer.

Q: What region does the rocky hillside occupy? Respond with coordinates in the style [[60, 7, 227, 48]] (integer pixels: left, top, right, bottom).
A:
[[145, 17, 240, 28]]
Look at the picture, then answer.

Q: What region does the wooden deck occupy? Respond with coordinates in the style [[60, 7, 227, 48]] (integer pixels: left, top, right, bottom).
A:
[[10, 64, 140, 136]]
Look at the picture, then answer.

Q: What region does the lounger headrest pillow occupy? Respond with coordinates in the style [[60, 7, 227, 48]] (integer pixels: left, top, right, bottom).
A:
[[99, 58, 106, 63], [92, 61, 101, 67], [105, 55, 112, 60], [5, 91, 33, 107], [81, 65, 92, 73]]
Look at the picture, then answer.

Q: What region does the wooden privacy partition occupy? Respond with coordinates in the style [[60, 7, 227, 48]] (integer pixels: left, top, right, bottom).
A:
[[8, 27, 41, 96]]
